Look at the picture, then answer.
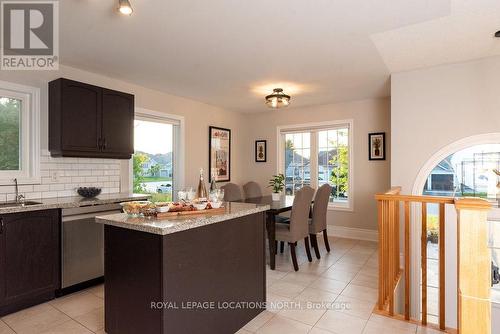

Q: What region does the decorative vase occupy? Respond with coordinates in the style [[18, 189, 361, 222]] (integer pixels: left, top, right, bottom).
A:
[[272, 193, 281, 201]]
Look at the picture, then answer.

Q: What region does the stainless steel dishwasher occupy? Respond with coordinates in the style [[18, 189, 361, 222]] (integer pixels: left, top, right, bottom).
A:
[[61, 203, 122, 290]]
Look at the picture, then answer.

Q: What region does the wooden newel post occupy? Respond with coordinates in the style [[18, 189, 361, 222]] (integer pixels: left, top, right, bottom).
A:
[[455, 198, 492, 334]]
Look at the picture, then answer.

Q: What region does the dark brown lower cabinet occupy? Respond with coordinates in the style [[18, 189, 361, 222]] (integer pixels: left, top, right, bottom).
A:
[[0, 209, 60, 316]]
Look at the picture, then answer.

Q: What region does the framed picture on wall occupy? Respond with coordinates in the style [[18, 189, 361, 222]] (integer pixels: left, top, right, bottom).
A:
[[369, 132, 386, 160], [255, 140, 267, 162], [209, 126, 231, 182]]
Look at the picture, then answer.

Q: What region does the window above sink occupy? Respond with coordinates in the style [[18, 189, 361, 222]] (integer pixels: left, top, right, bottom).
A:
[[0, 80, 40, 185]]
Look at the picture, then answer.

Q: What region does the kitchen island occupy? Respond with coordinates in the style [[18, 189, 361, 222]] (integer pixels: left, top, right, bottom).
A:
[[96, 202, 269, 334]]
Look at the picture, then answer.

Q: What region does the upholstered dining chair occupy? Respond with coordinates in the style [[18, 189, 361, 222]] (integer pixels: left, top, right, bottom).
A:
[[243, 181, 262, 199], [275, 186, 315, 271], [309, 184, 332, 259], [221, 183, 243, 202]]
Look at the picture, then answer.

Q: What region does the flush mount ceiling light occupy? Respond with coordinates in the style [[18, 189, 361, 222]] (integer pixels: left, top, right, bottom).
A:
[[118, 0, 133, 15], [265, 88, 291, 109], [495, 30, 500, 38]]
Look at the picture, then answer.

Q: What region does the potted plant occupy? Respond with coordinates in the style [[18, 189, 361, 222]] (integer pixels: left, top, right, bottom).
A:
[[268, 174, 285, 201]]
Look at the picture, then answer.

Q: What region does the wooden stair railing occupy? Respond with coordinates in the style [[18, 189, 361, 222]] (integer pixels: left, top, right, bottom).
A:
[[375, 187, 492, 333]]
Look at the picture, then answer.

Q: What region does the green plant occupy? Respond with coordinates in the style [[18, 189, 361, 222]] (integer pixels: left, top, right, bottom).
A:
[[133, 153, 149, 193], [329, 145, 349, 198], [268, 174, 285, 193]]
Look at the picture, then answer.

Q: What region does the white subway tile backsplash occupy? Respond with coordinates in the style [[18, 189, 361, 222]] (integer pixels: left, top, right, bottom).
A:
[[0, 152, 123, 200]]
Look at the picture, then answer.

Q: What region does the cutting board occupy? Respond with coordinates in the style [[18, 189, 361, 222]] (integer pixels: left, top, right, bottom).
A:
[[156, 207, 226, 218]]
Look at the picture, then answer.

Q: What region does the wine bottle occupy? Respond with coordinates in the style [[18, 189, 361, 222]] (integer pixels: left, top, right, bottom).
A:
[[210, 170, 217, 192], [196, 168, 208, 201]]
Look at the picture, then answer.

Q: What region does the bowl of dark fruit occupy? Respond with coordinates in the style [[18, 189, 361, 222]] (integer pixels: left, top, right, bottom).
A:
[[77, 187, 102, 198]]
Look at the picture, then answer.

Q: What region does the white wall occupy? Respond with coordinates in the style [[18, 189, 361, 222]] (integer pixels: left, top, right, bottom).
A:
[[241, 98, 391, 232], [391, 56, 500, 193], [0, 65, 248, 197]]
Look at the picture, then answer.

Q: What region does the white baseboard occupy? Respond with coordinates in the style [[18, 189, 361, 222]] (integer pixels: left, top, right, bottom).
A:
[[327, 226, 378, 242]]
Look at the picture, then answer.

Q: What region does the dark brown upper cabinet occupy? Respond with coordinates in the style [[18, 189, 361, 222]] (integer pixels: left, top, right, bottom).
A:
[[49, 78, 134, 159]]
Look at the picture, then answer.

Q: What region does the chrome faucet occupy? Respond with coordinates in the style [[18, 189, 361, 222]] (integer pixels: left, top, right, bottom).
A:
[[14, 178, 25, 204]]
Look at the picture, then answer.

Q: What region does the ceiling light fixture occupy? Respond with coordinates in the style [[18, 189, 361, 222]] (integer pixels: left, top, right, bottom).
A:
[[118, 0, 133, 15], [265, 88, 291, 109], [495, 30, 500, 38]]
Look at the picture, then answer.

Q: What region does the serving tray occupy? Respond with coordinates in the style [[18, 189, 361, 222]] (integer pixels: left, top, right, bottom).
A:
[[156, 206, 226, 218]]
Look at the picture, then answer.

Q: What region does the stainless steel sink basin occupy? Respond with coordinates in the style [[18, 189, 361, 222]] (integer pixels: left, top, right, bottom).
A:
[[0, 201, 42, 208]]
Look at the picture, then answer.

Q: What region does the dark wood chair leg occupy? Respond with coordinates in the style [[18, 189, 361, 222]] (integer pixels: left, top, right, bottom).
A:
[[280, 241, 284, 253], [304, 237, 312, 262], [310, 233, 321, 259], [323, 229, 331, 252], [289, 242, 299, 271]]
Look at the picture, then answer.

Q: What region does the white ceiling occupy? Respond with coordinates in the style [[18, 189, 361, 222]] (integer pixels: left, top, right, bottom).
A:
[[59, 1, 500, 113]]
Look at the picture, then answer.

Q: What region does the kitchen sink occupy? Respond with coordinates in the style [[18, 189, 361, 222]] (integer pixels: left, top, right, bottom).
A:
[[0, 201, 43, 208]]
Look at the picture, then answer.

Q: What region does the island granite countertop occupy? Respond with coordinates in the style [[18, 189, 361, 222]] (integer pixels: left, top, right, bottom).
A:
[[96, 202, 270, 235], [0, 193, 150, 214]]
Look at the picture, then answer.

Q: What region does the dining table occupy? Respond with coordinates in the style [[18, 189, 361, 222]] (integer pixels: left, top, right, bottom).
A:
[[240, 195, 299, 270]]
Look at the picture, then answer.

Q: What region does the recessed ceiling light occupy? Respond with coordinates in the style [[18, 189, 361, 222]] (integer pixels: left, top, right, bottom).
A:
[[495, 30, 500, 38], [265, 88, 291, 109], [118, 0, 133, 15]]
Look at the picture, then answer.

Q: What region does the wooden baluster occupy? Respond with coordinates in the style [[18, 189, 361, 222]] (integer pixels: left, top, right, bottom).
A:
[[388, 200, 395, 316], [404, 201, 410, 320], [439, 203, 446, 330], [384, 200, 389, 310], [378, 200, 384, 310], [421, 203, 428, 326]]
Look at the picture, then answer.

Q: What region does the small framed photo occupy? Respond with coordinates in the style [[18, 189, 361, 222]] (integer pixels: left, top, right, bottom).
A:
[[369, 132, 386, 161], [255, 140, 267, 162]]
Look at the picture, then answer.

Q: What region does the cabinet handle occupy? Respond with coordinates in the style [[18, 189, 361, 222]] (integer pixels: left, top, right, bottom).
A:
[[98, 138, 102, 150], [0, 218, 4, 234], [103, 138, 107, 150]]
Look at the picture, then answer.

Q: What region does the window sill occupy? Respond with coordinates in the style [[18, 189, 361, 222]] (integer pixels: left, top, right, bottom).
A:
[[328, 204, 353, 212]]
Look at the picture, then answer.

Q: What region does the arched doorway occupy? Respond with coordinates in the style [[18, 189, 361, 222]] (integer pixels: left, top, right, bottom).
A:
[[409, 133, 500, 325]]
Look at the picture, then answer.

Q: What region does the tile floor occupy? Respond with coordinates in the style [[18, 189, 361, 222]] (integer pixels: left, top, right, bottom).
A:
[[0, 237, 440, 334]]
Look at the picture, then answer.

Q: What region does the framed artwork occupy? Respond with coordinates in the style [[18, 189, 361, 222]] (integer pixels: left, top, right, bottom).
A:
[[255, 140, 267, 162], [209, 126, 231, 182], [368, 132, 386, 160]]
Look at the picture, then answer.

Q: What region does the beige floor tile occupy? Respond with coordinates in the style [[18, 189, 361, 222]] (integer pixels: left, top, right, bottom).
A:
[[256, 315, 311, 334], [315, 310, 367, 334], [321, 267, 358, 283], [86, 284, 104, 299], [341, 284, 378, 303], [266, 268, 289, 280], [39, 320, 93, 334], [279, 303, 326, 326], [266, 293, 292, 313], [236, 328, 254, 334], [330, 262, 364, 273], [2, 304, 71, 334], [351, 274, 378, 289], [0, 320, 14, 334], [309, 277, 348, 294], [362, 321, 417, 334], [333, 296, 375, 320], [280, 272, 319, 286], [310, 327, 335, 334], [368, 314, 417, 332], [242, 310, 274, 332], [295, 288, 338, 304], [268, 281, 307, 299], [50, 292, 104, 318], [296, 262, 329, 276], [416, 326, 443, 333], [74, 307, 104, 332]]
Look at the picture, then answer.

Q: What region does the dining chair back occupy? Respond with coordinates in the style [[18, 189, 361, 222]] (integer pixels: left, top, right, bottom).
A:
[[221, 183, 243, 202], [309, 184, 333, 258], [243, 182, 262, 199], [289, 186, 315, 240]]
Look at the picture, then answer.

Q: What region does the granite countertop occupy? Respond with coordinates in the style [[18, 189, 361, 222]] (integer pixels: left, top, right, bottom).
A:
[[0, 193, 150, 214], [96, 202, 270, 235]]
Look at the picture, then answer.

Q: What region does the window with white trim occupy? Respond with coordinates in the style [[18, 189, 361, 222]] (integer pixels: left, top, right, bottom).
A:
[[278, 120, 353, 210], [0, 81, 40, 184]]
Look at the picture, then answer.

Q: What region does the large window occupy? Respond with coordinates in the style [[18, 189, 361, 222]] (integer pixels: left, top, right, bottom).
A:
[[279, 121, 353, 210], [132, 111, 182, 202], [0, 82, 39, 184]]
